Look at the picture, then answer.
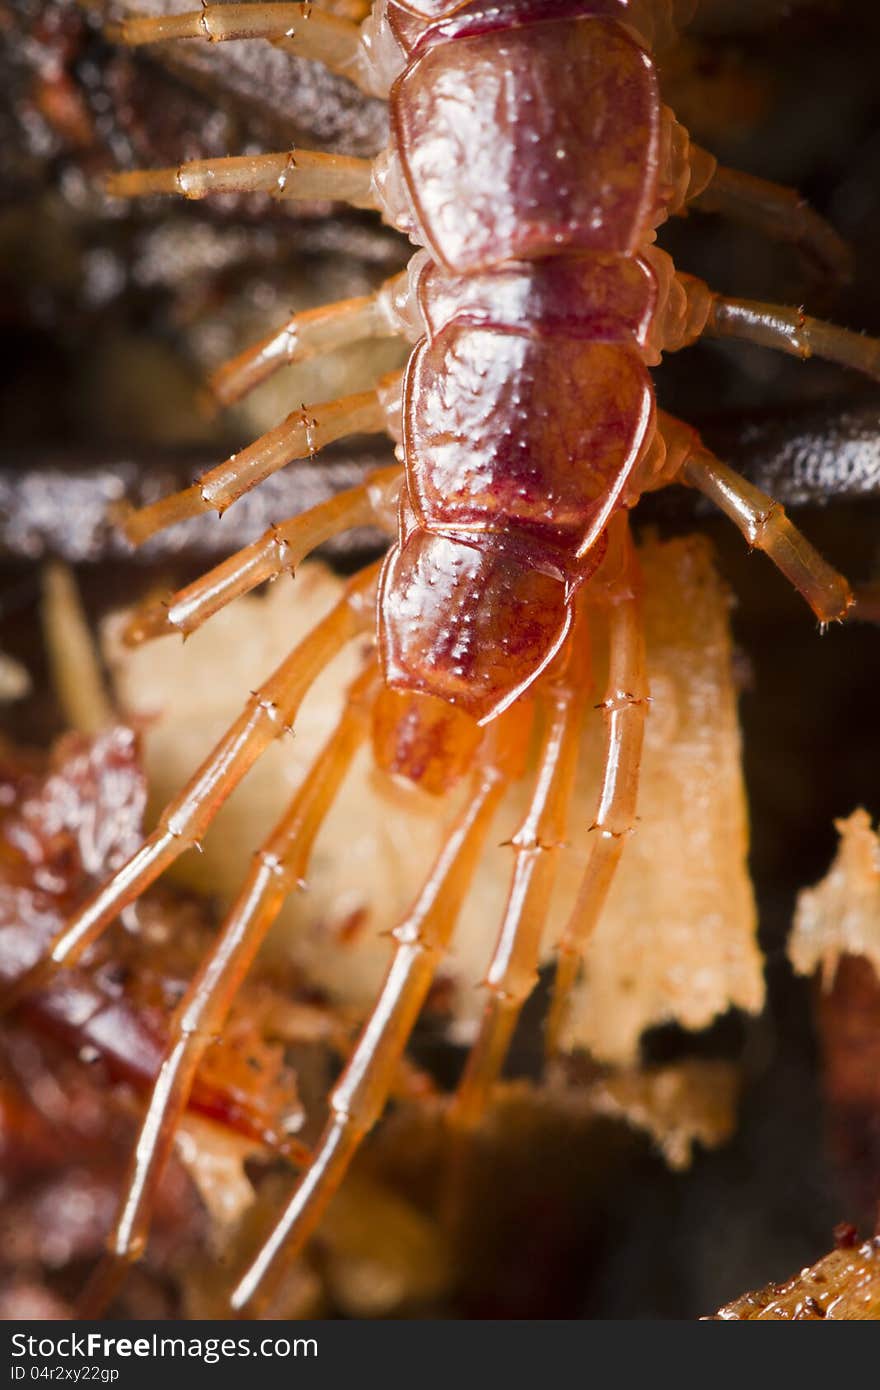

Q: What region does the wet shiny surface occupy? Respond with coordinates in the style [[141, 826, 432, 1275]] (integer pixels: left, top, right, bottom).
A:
[[379, 530, 572, 721], [406, 327, 653, 558], [392, 18, 660, 270], [370, 686, 483, 793], [417, 254, 659, 345]]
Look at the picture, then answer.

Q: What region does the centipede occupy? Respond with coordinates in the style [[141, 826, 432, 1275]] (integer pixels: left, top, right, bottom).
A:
[[3, 0, 880, 1320]]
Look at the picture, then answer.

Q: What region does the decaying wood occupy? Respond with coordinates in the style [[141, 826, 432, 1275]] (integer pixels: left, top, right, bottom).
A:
[[790, 809, 880, 984], [790, 811, 880, 1222]]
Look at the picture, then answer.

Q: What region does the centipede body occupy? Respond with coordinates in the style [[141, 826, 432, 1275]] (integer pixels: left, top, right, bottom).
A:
[[2, 0, 880, 1321]]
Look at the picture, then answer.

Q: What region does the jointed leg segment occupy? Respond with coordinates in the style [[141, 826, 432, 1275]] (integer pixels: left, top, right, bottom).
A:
[[123, 466, 401, 644], [228, 703, 531, 1315], [119, 382, 397, 545], [450, 621, 592, 1131], [546, 519, 648, 1056], [703, 295, 880, 383], [209, 272, 408, 408], [658, 412, 854, 625], [108, 3, 376, 94], [0, 562, 381, 1015], [106, 147, 377, 207], [78, 660, 380, 1319]]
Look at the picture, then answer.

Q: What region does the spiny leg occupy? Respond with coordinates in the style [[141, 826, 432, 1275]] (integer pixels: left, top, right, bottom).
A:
[[684, 146, 851, 282], [449, 622, 593, 1132], [701, 295, 880, 383], [545, 517, 648, 1056], [106, 146, 377, 206], [228, 701, 532, 1316], [209, 270, 409, 408], [118, 378, 398, 545], [108, 3, 382, 95], [0, 562, 380, 1015], [659, 412, 854, 625], [123, 466, 401, 645], [665, 273, 880, 384], [78, 660, 380, 1319]]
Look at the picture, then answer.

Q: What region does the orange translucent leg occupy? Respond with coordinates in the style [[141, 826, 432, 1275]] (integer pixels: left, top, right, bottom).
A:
[[227, 702, 532, 1316], [209, 270, 408, 408], [77, 662, 379, 1319], [702, 295, 880, 383], [0, 563, 380, 1016], [109, 4, 377, 95], [659, 412, 854, 625], [449, 625, 592, 1131], [686, 148, 851, 282], [118, 380, 397, 546], [106, 147, 376, 207], [123, 466, 401, 645], [545, 518, 647, 1055]]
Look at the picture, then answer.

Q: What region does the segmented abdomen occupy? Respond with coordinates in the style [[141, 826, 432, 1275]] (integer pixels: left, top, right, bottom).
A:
[[379, 3, 667, 722]]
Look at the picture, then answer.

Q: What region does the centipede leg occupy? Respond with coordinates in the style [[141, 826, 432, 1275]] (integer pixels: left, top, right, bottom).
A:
[[659, 412, 854, 624], [701, 295, 880, 383], [227, 703, 531, 1317], [77, 662, 379, 1319], [108, 3, 377, 93], [119, 379, 398, 545], [0, 563, 380, 1015], [686, 152, 851, 282], [123, 466, 401, 645], [106, 147, 377, 207], [546, 518, 648, 1056], [209, 271, 409, 408], [449, 623, 592, 1132]]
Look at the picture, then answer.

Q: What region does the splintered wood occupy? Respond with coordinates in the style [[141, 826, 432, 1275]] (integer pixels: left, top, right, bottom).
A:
[[586, 1061, 739, 1171], [790, 809, 880, 986], [104, 535, 762, 1067]]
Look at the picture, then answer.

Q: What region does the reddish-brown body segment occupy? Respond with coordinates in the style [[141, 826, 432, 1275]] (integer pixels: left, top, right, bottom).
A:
[[415, 254, 662, 347], [404, 329, 652, 559], [390, 17, 661, 270], [379, 5, 665, 721], [380, 531, 575, 719]]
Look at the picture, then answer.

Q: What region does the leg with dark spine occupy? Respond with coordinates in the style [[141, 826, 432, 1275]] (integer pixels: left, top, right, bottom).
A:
[[107, 3, 376, 92], [227, 700, 533, 1316], [77, 661, 380, 1319], [702, 295, 880, 382], [659, 413, 854, 625], [209, 273, 409, 409], [449, 620, 592, 1132], [119, 382, 398, 545], [0, 563, 381, 1014], [106, 148, 378, 206], [123, 467, 401, 645], [546, 519, 648, 1056]]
